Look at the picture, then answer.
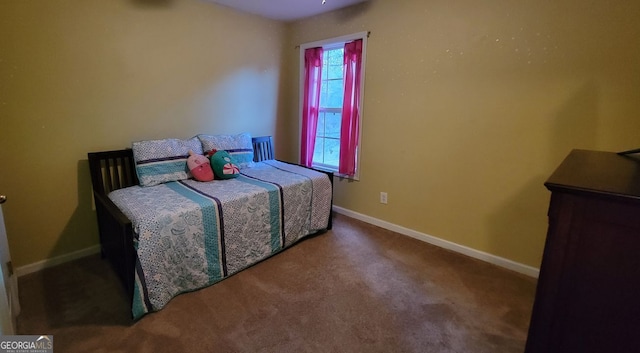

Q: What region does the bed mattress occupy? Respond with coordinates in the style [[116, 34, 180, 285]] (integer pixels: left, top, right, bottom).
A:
[[108, 160, 332, 318]]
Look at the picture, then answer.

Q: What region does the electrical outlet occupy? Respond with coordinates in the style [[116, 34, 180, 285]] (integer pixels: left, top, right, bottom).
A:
[[380, 192, 388, 204]]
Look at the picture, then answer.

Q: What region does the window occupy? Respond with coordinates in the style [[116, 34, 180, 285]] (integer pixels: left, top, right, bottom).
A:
[[314, 47, 344, 169], [299, 32, 367, 179]]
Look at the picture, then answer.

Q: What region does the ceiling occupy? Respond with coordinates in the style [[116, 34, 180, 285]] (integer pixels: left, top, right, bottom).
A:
[[206, 0, 369, 22]]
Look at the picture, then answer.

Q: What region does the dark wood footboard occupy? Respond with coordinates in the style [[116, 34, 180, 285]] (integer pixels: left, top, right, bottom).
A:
[[88, 136, 333, 307]]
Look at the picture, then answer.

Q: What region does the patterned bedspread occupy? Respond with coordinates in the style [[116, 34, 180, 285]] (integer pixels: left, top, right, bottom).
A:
[[108, 160, 332, 319]]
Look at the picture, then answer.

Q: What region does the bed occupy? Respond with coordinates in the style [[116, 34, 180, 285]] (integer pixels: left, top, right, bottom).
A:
[[88, 135, 333, 319]]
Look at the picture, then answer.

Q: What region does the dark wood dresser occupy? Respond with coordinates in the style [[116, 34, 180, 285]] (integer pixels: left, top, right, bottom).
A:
[[525, 149, 640, 353]]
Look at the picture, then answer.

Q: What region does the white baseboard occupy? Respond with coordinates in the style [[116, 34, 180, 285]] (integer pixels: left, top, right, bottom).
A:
[[332, 206, 540, 278], [16, 209, 540, 278], [16, 245, 101, 277]]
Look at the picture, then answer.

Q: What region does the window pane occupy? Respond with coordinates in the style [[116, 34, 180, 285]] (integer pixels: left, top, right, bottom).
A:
[[324, 138, 340, 167], [321, 55, 328, 80], [313, 137, 324, 163], [326, 80, 343, 108], [327, 63, 342, 80], [327, 48, 344, 66], [321, 79, 343, 108], [327, 47, 343, 80], [325, 112, 341, 138], [319, 80, 329, 107], [316, 112, 326, 137]]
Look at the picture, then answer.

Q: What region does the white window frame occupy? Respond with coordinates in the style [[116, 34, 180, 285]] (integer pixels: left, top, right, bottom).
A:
[[298, 31, 368, 180]]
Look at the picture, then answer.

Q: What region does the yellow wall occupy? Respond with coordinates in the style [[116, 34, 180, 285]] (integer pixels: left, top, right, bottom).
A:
[[285, 0, 640, 268], [2, 0, 639, 271], [0, 0, 287, 267]]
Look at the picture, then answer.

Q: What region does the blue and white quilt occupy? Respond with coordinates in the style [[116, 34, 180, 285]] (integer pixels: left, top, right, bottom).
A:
[[108, 160, 332, 319]]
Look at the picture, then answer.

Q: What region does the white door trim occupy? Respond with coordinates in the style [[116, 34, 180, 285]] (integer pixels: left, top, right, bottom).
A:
[[0, 200, 20, 335]]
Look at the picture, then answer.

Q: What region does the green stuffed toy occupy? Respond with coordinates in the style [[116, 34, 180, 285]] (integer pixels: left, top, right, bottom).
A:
[[208, 150, 240, 179]]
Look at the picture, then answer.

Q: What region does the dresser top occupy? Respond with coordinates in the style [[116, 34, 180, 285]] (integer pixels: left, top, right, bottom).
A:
[[545, 149, 640, 200]]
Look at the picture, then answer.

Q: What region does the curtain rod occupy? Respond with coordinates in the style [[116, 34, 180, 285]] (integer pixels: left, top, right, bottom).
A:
[[294, 31, 370, 49]]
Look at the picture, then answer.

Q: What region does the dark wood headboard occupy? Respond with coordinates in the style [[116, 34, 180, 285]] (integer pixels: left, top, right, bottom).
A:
[[88, 149, 138, 196]]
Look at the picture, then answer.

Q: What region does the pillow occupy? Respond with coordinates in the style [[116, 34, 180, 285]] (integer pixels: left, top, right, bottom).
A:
[[209, 150, 240, 179], [197, 133, 254, 169], [132, 137, 203, 187], [187, 150, 214, 182]]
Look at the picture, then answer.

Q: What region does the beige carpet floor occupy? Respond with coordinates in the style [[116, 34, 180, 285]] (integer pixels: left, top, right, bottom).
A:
[[17, 213, 537, 352]]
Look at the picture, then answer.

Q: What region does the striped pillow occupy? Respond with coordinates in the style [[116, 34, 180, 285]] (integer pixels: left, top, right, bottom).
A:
[[132, 137, 203, 187], [197, 133, 254, 169]]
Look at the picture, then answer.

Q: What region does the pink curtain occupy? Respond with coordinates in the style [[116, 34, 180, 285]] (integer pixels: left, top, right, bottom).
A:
[[300, 47, 323, 167], [339, 39, 363, 176]]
